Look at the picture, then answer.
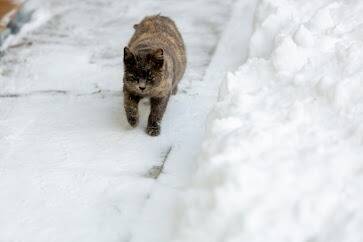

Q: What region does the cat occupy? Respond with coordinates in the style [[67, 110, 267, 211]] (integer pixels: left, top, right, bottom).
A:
[[123, 15, 186, 136]]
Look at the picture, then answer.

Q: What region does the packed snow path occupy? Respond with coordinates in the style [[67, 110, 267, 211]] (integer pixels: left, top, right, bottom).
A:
[[0, 0, 236, 241]]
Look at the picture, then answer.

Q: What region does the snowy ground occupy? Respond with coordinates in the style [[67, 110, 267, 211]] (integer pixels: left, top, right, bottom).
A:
[[0, 0, 236, 241], [173, 0, 363, 242], [2, 0, 363, 241]]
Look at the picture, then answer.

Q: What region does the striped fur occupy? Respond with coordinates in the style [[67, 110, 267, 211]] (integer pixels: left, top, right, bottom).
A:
[[123, 15, 186, 136]]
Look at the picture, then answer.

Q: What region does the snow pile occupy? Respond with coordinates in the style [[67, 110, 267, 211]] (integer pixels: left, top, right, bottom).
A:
[[173, 0, 363, 241]]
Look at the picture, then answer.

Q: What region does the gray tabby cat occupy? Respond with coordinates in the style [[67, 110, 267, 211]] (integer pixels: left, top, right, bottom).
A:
[[123, 15, 187, 136]]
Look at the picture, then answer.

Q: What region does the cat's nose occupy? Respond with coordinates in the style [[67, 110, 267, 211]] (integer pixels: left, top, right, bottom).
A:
[[139, 79, 146, 91]]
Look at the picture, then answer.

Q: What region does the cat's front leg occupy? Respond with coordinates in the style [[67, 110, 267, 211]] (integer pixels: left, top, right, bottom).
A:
[[124, 90, 141, 127], [147, 95, 170, 136]]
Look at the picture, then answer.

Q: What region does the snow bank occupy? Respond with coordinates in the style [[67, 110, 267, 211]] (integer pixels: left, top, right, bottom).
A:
[[173, 0, 363, 241]]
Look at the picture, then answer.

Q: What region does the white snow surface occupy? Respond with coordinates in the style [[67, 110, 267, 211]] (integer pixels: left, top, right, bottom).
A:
[[173, 0, 363, 242], [3, 0, 363, 241], [0, 0, 236, 242]]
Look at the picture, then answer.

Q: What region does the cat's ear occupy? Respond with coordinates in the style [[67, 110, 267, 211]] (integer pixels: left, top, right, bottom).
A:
[[124, 47, 135, 67], [151, 48, 164, 68]]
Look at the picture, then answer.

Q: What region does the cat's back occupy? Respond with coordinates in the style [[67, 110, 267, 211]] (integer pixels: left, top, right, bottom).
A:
[[129, 15, 186, 82], [129, 15, 183, 47]]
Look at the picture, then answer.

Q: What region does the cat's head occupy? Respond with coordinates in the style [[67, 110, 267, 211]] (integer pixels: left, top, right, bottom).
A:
[[123, 47, 164, 94]]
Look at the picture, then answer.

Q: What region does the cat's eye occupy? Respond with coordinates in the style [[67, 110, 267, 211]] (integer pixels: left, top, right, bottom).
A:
[[147, 75, 155, 83], [128, 74, 138, 81], [146, 71, 154, 81]]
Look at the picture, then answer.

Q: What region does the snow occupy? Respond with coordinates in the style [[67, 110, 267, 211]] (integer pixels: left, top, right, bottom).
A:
[[0, 0, 235, 241], [2, 0, 363, 241], [173, 0, 363, 242]]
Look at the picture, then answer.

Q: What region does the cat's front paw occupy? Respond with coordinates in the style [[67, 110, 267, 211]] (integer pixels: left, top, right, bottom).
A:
[[146, 124, 160, 136], [127, 115, 139, 127]]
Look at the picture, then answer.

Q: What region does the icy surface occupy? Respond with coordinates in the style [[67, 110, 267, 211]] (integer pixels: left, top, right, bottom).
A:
[[174, 0, 363, 242], [0, 0, 234, 241]]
